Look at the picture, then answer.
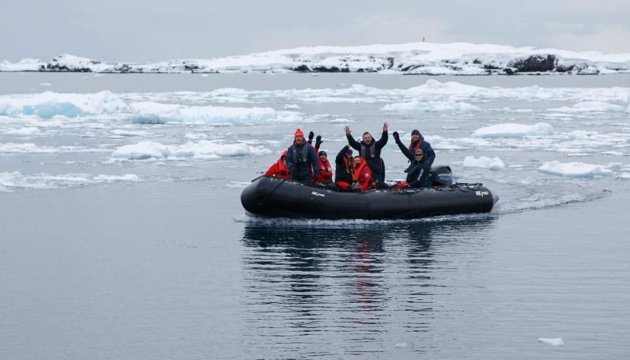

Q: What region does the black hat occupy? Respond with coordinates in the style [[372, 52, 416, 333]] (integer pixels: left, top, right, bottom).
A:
[[411, 129, 421, 136], [318, 150, 327, 156]]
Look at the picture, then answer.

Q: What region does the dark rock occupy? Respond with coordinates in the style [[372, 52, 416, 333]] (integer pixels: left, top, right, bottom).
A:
[[508, 54, 556, 72], [293, 64, 310, 72]]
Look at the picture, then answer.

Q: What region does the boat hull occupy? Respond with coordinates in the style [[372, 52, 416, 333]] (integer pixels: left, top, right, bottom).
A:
[[241, 176, 495, 220]]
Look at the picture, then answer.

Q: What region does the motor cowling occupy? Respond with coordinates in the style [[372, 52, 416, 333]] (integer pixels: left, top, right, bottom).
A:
[[431, 166, 453, 187]]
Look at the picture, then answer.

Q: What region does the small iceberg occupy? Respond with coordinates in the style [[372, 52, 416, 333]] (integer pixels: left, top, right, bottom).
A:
[[537, 337, 564, 346]]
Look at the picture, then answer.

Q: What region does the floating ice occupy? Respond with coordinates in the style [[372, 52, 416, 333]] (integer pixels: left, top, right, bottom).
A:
[[111, 140, 269, 161], [537, 338, 564, 346], [472, 122, 554, 138], [550, 101, 627, 113], [130, 101, 281, 125], [0, 91, 130, 119], [4, 127, 40, 136], [462, 156, 505, 170], [0, 171, 140, 192], [538, 161, 614, 177], [381, 99, 481, 113]]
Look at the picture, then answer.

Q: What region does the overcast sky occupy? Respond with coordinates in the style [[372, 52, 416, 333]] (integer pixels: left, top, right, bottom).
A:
[[2, 0, 629, 62]]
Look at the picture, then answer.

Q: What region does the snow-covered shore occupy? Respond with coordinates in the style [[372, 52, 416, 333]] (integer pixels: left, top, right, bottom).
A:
[[2, 42, 630, 75]]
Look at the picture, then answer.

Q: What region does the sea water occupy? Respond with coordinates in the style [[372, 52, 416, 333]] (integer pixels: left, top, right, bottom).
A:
[[1, 72, 629, 359]]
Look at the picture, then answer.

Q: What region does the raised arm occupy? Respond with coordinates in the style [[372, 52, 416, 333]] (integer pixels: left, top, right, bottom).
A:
[[345, 126, 361, 151], [375, 122, 389, 149], [393, 132, 413, 160]]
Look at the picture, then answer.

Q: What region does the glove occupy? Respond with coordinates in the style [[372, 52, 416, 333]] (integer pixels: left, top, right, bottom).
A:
[[315, 135, 323, 148], [392, 131, 400, 142], [308, 131, 315, 144]]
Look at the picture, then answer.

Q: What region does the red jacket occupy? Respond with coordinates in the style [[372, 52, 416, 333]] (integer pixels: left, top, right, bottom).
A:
[[353, 158, 375, 190], [316, 158, 333, 183], [264, 154, 290, 179]]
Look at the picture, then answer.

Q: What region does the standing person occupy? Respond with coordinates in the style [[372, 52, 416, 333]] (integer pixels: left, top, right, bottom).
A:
[[344, 122, 388, 187], [392, 131, 434, 187], [405, 129, 435, 166], [264, 150, 290, 179], [286, 128, 319, 184], [334, 145, 355, 190]]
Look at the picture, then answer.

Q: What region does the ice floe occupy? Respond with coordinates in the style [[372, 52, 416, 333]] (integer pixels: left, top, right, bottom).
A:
[[538, 161, 614, 177], [472, 123, 554, 138], [0, 171, 140, 192], [111, 140, 270, 161], [462, 156, 505, 170], [537, 338, 564, 346]]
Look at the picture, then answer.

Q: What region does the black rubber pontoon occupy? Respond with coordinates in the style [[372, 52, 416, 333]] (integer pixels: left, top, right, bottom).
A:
[[241, 169, 496, 220]]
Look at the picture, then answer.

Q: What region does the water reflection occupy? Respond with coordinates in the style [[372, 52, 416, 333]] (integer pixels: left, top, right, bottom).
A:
[[240, 217, 494, 358]]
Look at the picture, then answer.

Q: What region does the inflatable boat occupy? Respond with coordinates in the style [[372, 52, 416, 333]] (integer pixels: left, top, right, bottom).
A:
[[241, 166, 497, 220]]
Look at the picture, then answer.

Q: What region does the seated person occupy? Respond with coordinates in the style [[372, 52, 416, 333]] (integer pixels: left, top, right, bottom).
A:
[[394, 131, 433, 187], [264, 150, 290, 180]]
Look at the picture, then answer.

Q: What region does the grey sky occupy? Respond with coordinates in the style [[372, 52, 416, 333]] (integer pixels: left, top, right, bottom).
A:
[[2, 0, 629, 62]]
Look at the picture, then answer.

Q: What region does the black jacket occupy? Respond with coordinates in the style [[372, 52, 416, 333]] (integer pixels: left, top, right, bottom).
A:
[[335, 146, 353, 184], [346, 131, 388, 179]]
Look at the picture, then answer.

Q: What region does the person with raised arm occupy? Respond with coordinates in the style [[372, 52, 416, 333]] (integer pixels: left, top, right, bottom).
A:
[[344, 122, 388, 188]]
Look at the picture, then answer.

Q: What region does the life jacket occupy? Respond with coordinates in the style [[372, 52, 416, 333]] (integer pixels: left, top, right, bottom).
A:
[[353, 159, 375, 190], [408, 139, 424, 153], [264, 155, 290, 179], [317, 158, 333, 183], [360, 142, 377, 160], [292, 143, 310, 167]]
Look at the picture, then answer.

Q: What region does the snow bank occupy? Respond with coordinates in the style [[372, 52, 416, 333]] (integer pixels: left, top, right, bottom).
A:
[[111, 140, 270, 160], [472, 123, 554, 138], [3, 42, 630, 75], [462, 156, 505, 170], [538, 161, 614, 177]]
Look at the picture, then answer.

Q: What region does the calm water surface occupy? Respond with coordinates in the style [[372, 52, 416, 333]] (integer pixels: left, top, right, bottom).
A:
[[1, 73, 629, 359]]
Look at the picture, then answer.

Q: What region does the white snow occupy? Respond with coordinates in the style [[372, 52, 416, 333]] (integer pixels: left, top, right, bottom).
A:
[[538, 161, 614, 177], [472, 123, 554, 138], [462, 156, 505, 170], [537, 338, 564, 346], [3, 42, 630, 74]]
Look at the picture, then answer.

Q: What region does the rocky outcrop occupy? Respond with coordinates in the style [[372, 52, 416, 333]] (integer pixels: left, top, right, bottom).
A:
[[507, 55, 556, 73]]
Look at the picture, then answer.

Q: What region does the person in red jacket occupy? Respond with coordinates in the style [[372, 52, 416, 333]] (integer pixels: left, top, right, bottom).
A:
[[315, 150, 333, 184], [264, 150, 290, 179], [352, 156, 376, 191]]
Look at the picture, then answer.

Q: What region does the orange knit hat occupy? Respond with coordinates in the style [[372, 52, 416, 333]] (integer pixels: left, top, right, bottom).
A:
[[294, 128, 304, 137]]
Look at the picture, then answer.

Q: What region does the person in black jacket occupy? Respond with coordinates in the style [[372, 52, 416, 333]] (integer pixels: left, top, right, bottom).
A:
[[334, 145, 355, 190], [286, 128, 319, 184], [393, 131, 435, 187], [344, 123, 388, 188]]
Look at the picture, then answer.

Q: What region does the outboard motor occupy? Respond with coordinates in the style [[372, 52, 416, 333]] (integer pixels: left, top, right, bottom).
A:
[[431, 166, 453, 187]]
